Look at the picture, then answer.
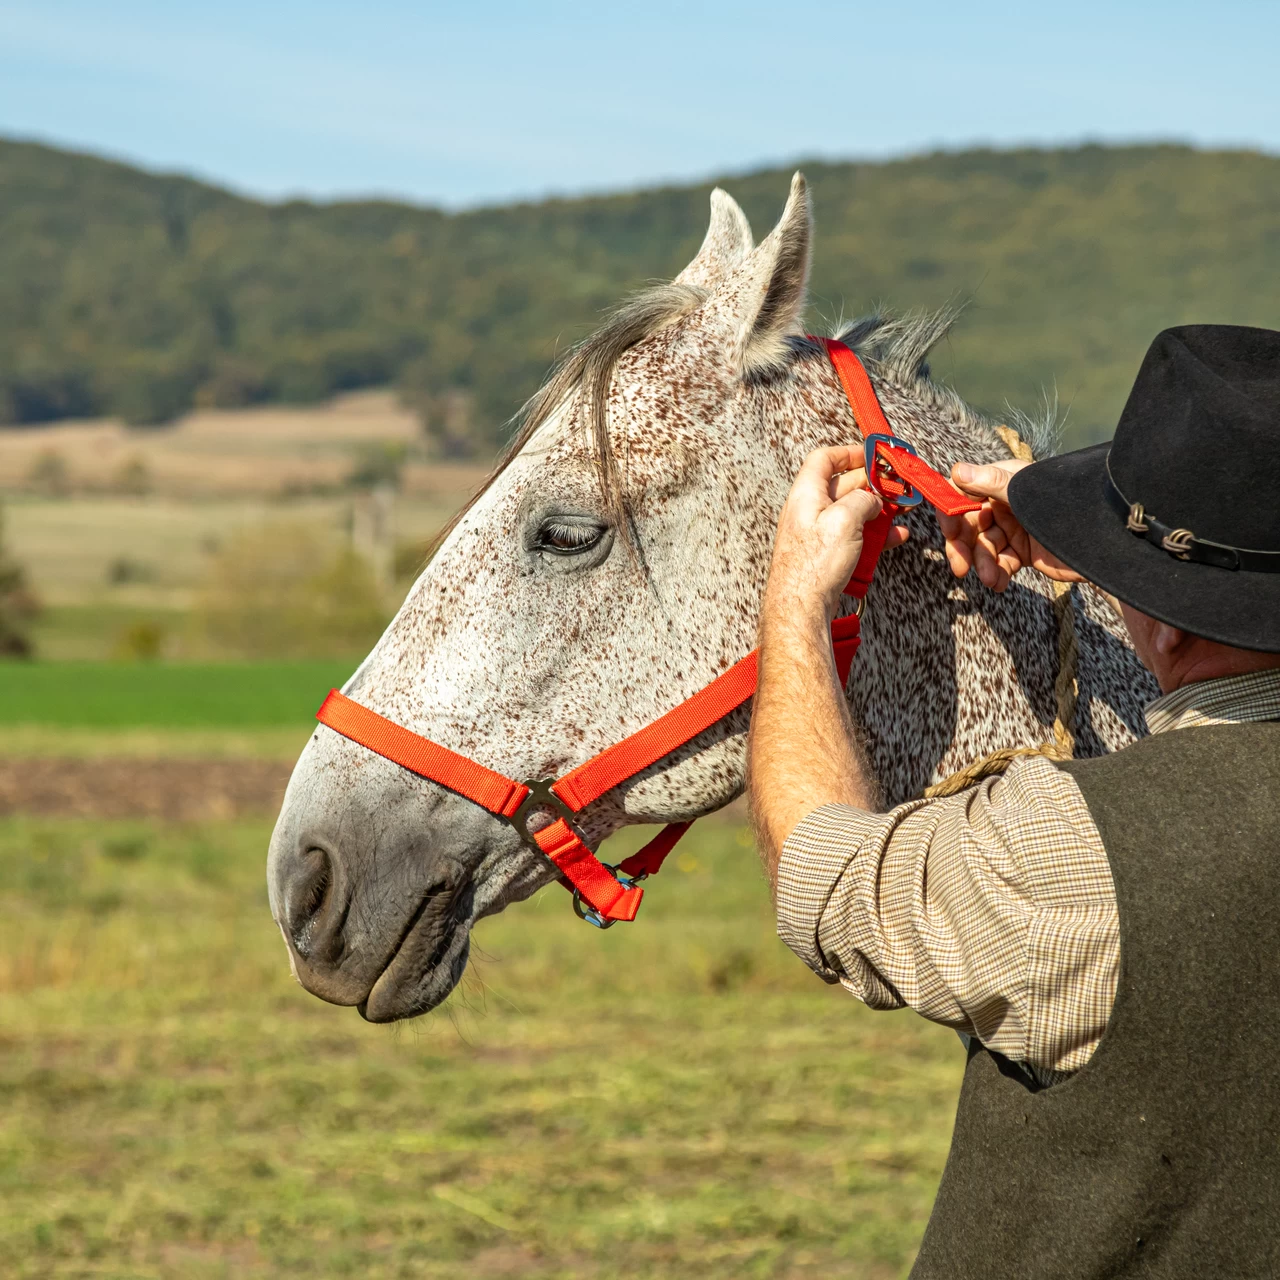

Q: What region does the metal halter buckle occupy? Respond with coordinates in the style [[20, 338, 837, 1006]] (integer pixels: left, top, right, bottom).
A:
[[863, 432, 925, 508], [510, 777, 578, 845], [514, 782, 640, 930], [571, 864, 642, 930]]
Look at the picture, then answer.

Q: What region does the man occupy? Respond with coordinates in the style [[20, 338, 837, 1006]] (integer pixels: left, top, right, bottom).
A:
[[749, 325, 1280, 1276]]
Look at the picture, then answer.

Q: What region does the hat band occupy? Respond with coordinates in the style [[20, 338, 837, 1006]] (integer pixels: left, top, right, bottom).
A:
[[1104, 456, 1280, 573]]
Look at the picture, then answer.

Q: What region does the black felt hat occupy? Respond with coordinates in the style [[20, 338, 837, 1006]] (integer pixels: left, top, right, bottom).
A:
[[1008, 325, 1280, 653]]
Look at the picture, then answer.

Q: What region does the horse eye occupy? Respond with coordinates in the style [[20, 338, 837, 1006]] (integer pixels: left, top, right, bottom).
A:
[[536, 520, 605, 555]]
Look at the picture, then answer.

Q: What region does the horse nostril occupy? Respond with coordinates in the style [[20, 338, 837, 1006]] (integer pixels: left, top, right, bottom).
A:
[[283, 845, 344, 963]]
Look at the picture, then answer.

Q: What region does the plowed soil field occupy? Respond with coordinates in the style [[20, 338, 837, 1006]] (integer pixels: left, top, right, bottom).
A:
[[0, 758, 292, 821]]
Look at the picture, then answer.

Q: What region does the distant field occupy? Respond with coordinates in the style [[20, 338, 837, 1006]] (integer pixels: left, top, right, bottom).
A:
[[0, 662, 352, 728], [25, 604, 190, 664], [0, 724, 311, 761], [6, 489, 467, 610], [0, 390, 487, 502], [0, 390, 487, 662], [0, 812, 960, 1279], [7, 497, 356, 607]]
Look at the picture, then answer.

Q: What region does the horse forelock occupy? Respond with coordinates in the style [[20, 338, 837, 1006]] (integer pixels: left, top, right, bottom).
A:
[[431, 281, 709, 556]]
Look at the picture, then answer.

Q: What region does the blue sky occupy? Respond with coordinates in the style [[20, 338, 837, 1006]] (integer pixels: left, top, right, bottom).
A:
[[2, 0, 1277, 207]]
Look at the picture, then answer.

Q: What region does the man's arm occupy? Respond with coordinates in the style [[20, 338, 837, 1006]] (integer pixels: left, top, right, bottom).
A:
[[747, 446, 905, 888], [748, 590, 870, 890], [746, 448, 1120, 1079], [750, 449, 1084, 886]]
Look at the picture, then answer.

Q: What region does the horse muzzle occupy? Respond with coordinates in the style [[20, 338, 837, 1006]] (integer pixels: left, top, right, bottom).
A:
[[269, 824, 474, 1021], [266, 732, 500, 1021]]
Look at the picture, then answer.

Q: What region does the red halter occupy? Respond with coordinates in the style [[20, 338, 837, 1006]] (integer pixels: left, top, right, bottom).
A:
[[315, 339, 980, 927]]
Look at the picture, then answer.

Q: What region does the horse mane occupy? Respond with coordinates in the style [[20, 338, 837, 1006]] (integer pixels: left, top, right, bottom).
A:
[[431, 285, 1062, 555], [834, 307, 1062, 460]]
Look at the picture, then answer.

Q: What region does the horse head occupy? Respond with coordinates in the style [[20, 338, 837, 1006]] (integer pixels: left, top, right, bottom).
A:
[[267, 174, 1156, 1022]]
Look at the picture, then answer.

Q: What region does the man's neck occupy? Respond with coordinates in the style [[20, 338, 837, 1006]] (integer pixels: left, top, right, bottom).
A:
[[1161, 646, 1280, 695]]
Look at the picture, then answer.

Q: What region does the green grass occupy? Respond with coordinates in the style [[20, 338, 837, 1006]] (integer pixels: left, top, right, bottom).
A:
[[0, 814, 961, 1279], [0, 662, 354, 728]]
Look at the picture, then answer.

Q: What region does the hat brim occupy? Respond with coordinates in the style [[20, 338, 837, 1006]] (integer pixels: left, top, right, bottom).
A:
[[1008, 442, 1280, 653]]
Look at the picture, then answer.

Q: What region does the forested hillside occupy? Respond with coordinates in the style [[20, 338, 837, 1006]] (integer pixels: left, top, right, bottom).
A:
[[3, 139, 1278, 451]]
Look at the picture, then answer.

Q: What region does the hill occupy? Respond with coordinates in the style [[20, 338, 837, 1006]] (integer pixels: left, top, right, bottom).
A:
[[2, 139, 1279, 450]]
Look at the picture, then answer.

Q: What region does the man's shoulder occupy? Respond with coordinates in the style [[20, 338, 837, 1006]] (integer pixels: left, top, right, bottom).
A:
[[1058, 722, 1280, 832], [1061, 719, 1280, 777]]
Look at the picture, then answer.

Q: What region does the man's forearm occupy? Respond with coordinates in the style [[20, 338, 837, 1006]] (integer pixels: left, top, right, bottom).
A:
[[748, 600, 878, 891]]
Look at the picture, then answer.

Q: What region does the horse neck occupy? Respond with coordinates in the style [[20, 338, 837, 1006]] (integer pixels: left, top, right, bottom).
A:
[[726, 354, 1151, 801]]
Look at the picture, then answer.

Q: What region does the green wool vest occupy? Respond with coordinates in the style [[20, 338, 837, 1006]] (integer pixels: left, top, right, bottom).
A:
[[911, 721, 1280, 1279]]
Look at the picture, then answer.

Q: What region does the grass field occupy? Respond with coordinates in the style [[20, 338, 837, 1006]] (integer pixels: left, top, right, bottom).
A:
[[26, 604, 193, 665], [0, 724, 311, 761], [0, 813, 962, 1279], [6, 492, 466, 609], [0, 662, 354, 729], [0, 665, 964, 1275]]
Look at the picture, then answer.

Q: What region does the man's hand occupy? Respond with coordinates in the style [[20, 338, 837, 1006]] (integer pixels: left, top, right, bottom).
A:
[[766, 446, 909, 623], [940, 460, 1083, 593]]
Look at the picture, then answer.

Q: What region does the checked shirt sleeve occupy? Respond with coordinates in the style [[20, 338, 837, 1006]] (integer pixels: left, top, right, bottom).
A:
[[774, 756, 1120, 1076]]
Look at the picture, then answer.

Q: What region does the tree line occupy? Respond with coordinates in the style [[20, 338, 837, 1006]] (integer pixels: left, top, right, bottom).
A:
[[2, 139, 1278, 453]]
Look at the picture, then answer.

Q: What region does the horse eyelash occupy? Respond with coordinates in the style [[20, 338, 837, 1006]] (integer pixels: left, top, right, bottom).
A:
[[537, 521, 604, 553]]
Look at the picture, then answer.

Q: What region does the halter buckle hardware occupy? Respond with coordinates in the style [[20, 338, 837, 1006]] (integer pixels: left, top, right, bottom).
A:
[[571, 863, 642, 930], [863, 433, 925, 509], [572, 892, 613, 928], [511, 777, 579, 844]]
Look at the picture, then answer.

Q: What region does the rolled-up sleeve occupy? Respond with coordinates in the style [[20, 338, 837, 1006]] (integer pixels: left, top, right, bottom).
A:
[[774, 756, 1119, 1075]]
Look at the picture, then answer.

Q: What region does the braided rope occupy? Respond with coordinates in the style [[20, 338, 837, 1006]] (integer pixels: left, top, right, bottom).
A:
[[922, 425, 1079, 799], [992, 424, 1034, 464]]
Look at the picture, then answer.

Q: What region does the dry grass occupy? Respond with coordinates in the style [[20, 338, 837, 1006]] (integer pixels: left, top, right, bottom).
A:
[[1, 389, 487, 658], [5, 492, 464, 612], [0, 391, 487, 501], [0, 814, 962, 1279], [0, 725, 311, 761]]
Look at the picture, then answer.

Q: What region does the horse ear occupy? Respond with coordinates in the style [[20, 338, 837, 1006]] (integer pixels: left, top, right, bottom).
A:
[[674, 188, 754, 290], [685, 172, 811, 376]]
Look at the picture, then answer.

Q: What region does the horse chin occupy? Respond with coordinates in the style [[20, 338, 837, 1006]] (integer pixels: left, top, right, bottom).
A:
[[357, 896, 474, 1023], [354, 843, 558, 1022]]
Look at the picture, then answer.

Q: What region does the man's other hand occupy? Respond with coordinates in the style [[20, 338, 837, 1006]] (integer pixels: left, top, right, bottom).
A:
[[766, 447, 909, 623], [940, 459, 1084, 593]]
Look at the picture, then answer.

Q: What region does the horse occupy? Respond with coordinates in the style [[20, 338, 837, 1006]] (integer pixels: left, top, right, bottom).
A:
[[267, 173, 1156, 1023]]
